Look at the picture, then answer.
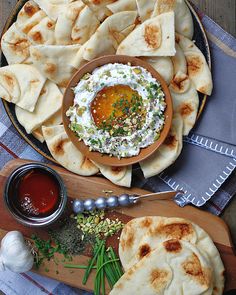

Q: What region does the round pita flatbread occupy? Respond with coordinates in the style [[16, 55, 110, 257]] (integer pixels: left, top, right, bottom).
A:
[[119, 216, 225, 295], [42, 125, 99, 176], [113, 238, 213, 295]]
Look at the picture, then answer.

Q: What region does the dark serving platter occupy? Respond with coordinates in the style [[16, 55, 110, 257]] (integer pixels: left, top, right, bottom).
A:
[[0, 0, 211, 163]]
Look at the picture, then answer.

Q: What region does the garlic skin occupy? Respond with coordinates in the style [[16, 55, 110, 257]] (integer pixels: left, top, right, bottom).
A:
[[0, 231, 34, 273]]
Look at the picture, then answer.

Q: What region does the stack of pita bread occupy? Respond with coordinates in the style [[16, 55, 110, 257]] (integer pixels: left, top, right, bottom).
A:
[[110, 216, 224, 295], [0, 0, 213, 187]]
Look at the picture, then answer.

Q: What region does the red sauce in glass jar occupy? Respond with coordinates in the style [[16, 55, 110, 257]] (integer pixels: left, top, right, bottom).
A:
[[15, 170, 60, 217]]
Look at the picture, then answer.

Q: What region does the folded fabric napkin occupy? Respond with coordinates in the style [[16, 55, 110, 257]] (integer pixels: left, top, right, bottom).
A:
[[0, 8, 236, 295]]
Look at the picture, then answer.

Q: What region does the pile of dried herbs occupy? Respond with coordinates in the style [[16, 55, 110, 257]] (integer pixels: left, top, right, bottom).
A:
[[49, 218, 95, 256]]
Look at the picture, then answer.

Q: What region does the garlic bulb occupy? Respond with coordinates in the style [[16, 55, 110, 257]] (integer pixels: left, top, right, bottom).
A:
[[0, 231, 34, 273]]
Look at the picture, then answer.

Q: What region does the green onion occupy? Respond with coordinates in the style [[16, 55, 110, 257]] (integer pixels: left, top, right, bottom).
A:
[[64, 264, 96, 269], [82, 239, 104, 285]]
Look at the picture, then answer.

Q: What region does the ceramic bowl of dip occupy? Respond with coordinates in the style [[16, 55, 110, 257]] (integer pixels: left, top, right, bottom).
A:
[[63, 55, 173, 167], [4, 163, 67, 227]]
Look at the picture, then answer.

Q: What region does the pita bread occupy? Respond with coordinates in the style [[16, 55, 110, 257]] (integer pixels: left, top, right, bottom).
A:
[[176, 33, 213, 95], [71, 41, 89, 68], [30, 44, 80, 87], [117, 12, 176, 56], [152, 0, 194, 39], [113, 239, 213, 295], [170, 72, 199, 135], [54, 1, 86, 45], [81, 0, 114, 21], [27, 16, 56, 44], [171, 42, 187, 75], [71, 6, 100, 45], [1, 23, 31, 64], [92, 162, 132, 187], [136, 0, 156, 22], [15, 80, 62, 134], [141, 56, 174, 85], [119, 216, 225, 295], [32, 109, 62, 142], [42, 125, 99, 176], [16, 2, 46, 35], [83, 11, 137, 61], [140, 114, 183, 178], [0, 64, 46, 112], [33, 0, 68, 21], [107, 0, 137, 14]]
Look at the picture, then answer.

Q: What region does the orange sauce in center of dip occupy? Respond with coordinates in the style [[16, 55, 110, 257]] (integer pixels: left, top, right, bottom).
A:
[[91, 84, 143, 127]]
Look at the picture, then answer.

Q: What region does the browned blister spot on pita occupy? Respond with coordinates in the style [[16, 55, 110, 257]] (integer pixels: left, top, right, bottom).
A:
[[138, 243, 151, 259], [180, 103, 194, 117], [45, 63, 57, 75], [3, 74, 14, 88], [156, 0, 175, 14], [170, 74, 189, 93], [40, 87, 47, 96], [24, 2, 39, 17], [182, 253, 211, 286], [152, 222, 193, 240], [43, 128, 54, 138], [150, 269, 170, 292], [141, 217, 153, 228], [82, 158, 97, 171], [144, 24, 161, 49], [111, 166, 124, 174], [164, 134, 178, 149], [164, 239, 182, 253], [52, 137, 70, 156], [31, 31, 43, 43], [187, 55, 203, 76], [124, 227, 135, 249], [47, 21, 54, 29], [9, 38, 29, 54]]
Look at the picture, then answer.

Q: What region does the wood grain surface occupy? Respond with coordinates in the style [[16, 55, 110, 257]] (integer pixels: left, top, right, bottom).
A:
[[0, 159, 236, 293]]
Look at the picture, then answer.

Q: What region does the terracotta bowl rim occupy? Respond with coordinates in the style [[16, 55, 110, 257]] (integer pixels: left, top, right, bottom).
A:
[[62, 55, 173, 167]]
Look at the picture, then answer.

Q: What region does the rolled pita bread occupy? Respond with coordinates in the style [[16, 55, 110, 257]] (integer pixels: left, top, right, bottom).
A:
[[33, 0, 68, 21], [141, 56, 174, 85], [117, 12, 176, 56], [176, 33, 213, 95], [30, 44, 81, 87], [112, 239, 213, 295], [119, 216, 224, 295], [81, 0, 114, 21], [152, 0, 194, 39], [42, 125, 99, 176], [71, 6, 100, 45], [0, 64, 46, 112], [1, 23, 31, 64], [171, 42, 187, 75], [136, 0, 156, 22], [83, 11, 137, 61], [107, 0, 137, 14], [54, 1, 85, 45], [92, 162, 132, 187], [170, 72, 199, 135], [140, 114, 183, 178], [27, 16, 56, 45], [15, 80, 62, 134], [16, 2, 46, 35]]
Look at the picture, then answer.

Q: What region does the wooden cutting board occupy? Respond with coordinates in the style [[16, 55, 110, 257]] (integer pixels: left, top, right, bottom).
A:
[[0, 159, 235, 293]]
